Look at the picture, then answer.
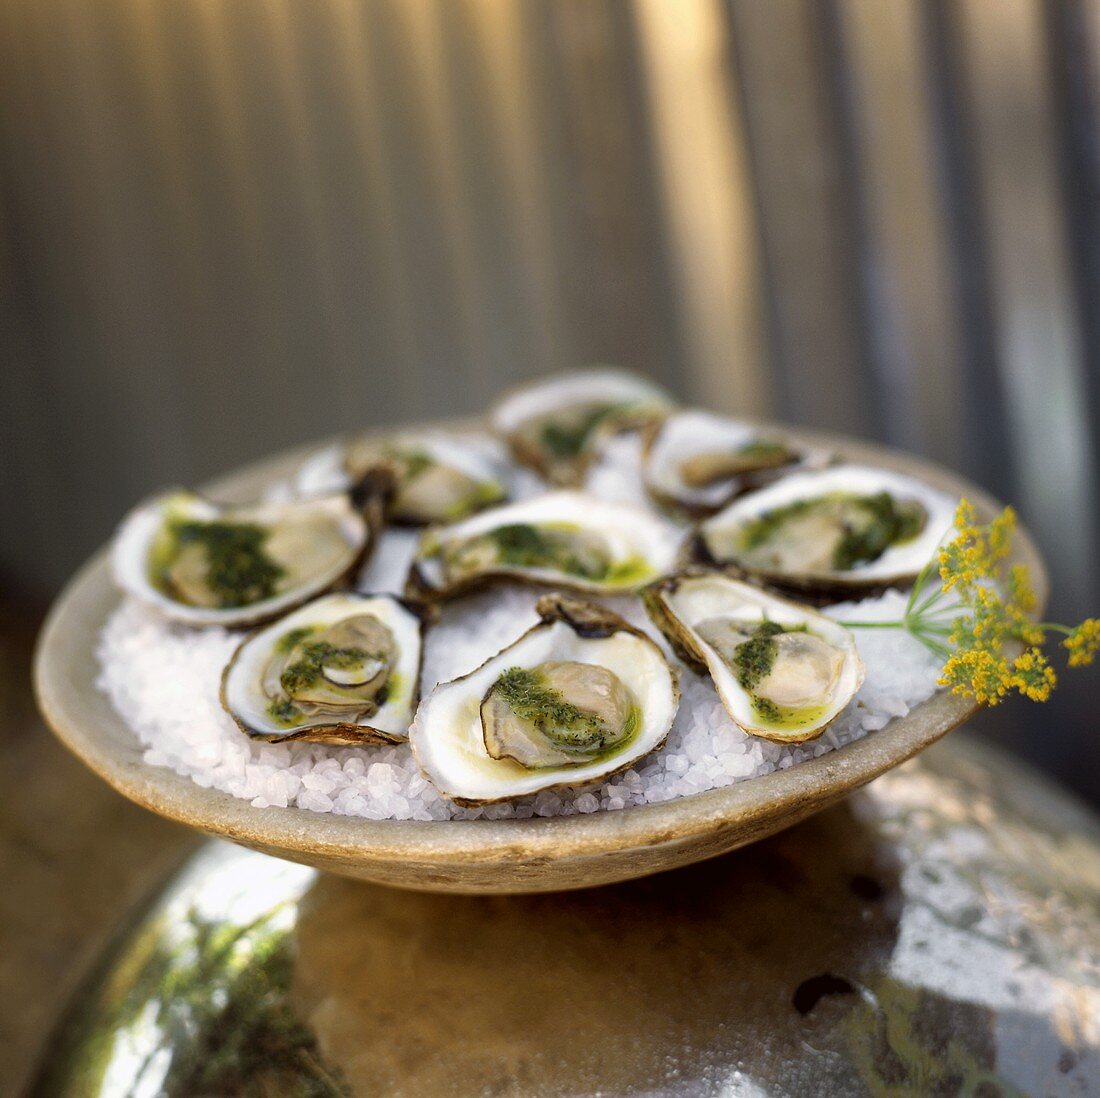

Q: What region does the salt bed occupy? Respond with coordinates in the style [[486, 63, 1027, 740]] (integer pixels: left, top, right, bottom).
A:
[[96, 431, 948, 821]]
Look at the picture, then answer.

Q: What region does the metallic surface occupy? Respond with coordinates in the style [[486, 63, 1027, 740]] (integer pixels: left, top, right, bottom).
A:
[[32, 735, 1100, 1096], [0, 594, 197, 1097]]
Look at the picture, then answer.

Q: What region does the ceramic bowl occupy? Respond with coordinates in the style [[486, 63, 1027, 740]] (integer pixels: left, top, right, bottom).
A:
[[33, 424, 1046, 893]]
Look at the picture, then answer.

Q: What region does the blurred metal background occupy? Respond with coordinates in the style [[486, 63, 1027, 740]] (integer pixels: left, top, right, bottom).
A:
[[2, 0, 1098, 803]]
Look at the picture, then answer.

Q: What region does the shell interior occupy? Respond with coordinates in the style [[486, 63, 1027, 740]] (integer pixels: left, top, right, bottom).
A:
[[113, 489, 373, 627], [491, 368, 673, 484], [222, 592, 424, 744], [411, 490, 683, 598], [644, 410, 800, 513], [648, 573, 864, 744], [698, 464, 959, 589], [410, 599, 679, 804], [345, 432, 509, 525]]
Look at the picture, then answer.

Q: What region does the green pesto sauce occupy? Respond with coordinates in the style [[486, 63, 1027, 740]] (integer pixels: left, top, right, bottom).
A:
[[377, 675, 397, 708], [749, 695, 831, 729], [485, 523, 609, 580], [442, 479, 506, 521], [736, 440, 791, 463], [732, 620, 786, 691], [539, 404, 617, 459], [421, 532, 443, 559], [728, 621, 827, 730], [159, 519, 285, 608], [738, 491, 925, 572], [832, 491, 925, 571], [378, 444, 434, 481], [279, 641, 371, 695], [267, 698, 303, 726], [275, 626, 315, 655], [739, 498, 815, 551], [492, 666, 640, 757], [604, 554, 654, 587]]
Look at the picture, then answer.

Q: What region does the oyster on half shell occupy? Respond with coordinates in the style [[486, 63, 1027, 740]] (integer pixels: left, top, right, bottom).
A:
[[344, 432, 509, 526], [645, 572, 863, 743], [695, 465, 958, 596], [112, 480, 386, 628], [643, 410, 809, 519], [491, 368, 674, 486], [410, 594, 679, 805], [408, 490, 682, 600], [221, 592, 427, 745]]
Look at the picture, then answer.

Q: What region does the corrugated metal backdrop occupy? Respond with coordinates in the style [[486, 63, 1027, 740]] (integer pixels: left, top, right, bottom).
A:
[[3, 0, 1099, 800]]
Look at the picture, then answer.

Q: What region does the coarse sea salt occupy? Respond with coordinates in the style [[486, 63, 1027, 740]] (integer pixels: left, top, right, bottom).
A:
[[97, 577, 943, 821], [95, 430, 947, 822]]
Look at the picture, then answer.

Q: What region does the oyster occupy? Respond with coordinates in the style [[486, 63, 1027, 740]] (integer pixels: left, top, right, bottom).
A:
[[221, 592, 426, 744], [408, 490, 682, 599], [113, 483, 383, 627], [344, 432, 509, 525], [410, 595, 679, 805], [643, 410, 806, 518], [645, 572, 863, 743], [491, 368, 674, 485], [695, 465, 958, 594]]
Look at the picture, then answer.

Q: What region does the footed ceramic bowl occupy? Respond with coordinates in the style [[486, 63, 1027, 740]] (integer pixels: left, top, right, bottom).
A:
[[33, 423, 1046, 893]]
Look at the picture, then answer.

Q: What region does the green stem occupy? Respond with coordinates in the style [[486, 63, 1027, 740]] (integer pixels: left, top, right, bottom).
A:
[[919, 638, 952, 659], [905, 558, 938, 616], [837, 619, 905, 630], [1035, 622, 1073, 636], [912, 584, 949, 617], [840, 610, 956, 632], [912, 621, 955, 637]]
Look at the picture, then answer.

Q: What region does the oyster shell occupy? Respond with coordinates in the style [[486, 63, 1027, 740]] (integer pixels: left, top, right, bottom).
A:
[[408, 490, 682, 600], [643, 410, 808, 518], [694, 464, 958, 595], [410, 594, 679, 805], [344, 432, 509, 526], [645, 572, 863, 743], [221, 592, 427, 744], [491, 368, 674, 486], [112, 482, 384, 627]]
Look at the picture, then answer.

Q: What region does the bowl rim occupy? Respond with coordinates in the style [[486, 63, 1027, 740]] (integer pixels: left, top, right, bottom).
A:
[[33, 420, 1047, 872]]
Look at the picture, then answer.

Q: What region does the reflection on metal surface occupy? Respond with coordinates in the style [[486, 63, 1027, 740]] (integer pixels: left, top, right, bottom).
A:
[[33, 849, 330, 1097], [33, 737, 1100, 1096]]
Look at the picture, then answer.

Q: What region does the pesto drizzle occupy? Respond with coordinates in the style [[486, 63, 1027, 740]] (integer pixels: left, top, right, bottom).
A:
[[492, 666, 637, 755], [279, 641, 372, 695], [730, 620, 816, 726], [385, 446, 434, 481], [739, 491, 926, 572], [485, 524, 610, 581], [735, 440, 791, 464], [832, 492, 925, 571], [732, 620, 785, 692], [275, 627, 314, 655], [168, 519, 285, 608], [539, 405, 615, 458], [267, 698, 303, 725]]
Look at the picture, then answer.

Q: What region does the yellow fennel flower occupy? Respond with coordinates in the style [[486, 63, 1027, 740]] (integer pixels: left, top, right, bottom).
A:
[[1065, 619, 1100, 668], [939, 648, 1012, 705], [1007, 649, 1057, 702], [845, 498, 1095, 707]]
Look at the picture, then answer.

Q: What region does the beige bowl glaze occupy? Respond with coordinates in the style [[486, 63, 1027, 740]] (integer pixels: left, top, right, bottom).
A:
[[33, 424, 1047, 894]]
